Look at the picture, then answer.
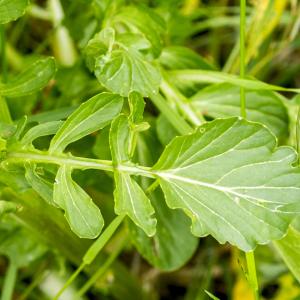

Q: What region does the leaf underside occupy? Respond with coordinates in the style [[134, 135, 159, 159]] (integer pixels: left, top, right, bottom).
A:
[[191, 83, 289, 138], [110, 115, 156, 236], [154, 117, 300, 251], [54, 165, 104, 239]]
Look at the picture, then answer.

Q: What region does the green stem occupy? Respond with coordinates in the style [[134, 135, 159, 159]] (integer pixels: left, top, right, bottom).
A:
[[245, 251, 259, 300], [240, 0, 246, 118], [6, 150, 155, 178], [240, 3, 259, 299], [48, 0, 77, 66], [160, 76, 204, 126], [77, 234, 128, 297], [83, 215, 125, 265], [53, 263, 85, 300], [53, 215, 125, 300], [1, 262, 17, 300], [150, 92, 192, 135], [0, 25, 12, 124], [145, 179, 160, 195]]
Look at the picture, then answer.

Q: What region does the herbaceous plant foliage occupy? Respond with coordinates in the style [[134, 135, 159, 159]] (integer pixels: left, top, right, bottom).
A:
[[1, 0, 300, 299]]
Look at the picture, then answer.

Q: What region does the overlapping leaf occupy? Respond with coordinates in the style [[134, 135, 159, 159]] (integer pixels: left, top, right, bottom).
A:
[[85, 28, 161, 97], [112, 5, 166, 57], [25, 165, 54, 206], [110, 115, 156, 236], [191, 83, 289, 138], [54, 165, 104, 239], [49, 92, 123, 153], [153, 117, 300, 251], [21, 121, 63, 147], [129, 129, 198, 271]]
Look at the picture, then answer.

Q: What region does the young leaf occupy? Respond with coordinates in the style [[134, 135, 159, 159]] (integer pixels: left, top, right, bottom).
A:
[[25, 164, 55, 206], [153, 117, 300, 251], [112, 5, 166, 57], [21, 121, 63, 147], [0, 57, 56, 97], [86, 28, 161, 97], [110, 115, 156, 236], [128, 91, 145, 124], [49, 92, 123, 154], [53, 165, 104, 239], [190, 83, 289, 138], [0, 0, 29, 24], [114, 172, 156, 236]]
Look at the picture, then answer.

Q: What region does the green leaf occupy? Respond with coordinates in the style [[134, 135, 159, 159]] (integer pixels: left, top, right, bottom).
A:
[[114, 172, 156, 236], [0, 57, 56, 97], [53, 165, 104, 239], [160, 46, 216, 70], [110, 115, 156, 236], [170, 69, 300, 93], [25, 164, 55, 206], [128, 91, 145, 124], [0, 0, 29, 24], [129, 129, 197, 270], [129, 188, 198, 270], [86, 28, 161, 97], [205, 291, 221, 300], [112, 5, 166, 57], [0, 122, 16, 139], [153, 117, 300, 251], [49, 92, 123, 154], [191, 83, 289, 138], [156, 114, 178, 146], [0, 223, 47, 267], [274, 219, 300, 283], [21, 121, 63, 147], [27, 106, 76, 124]]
